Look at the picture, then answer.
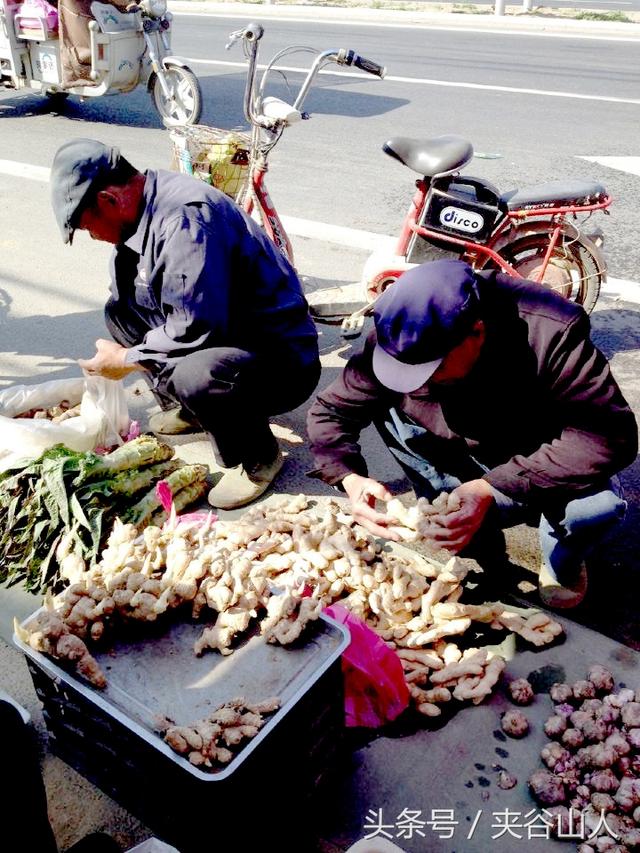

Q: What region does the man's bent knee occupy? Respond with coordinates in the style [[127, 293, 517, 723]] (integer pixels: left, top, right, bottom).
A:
[[167, 348, 256, 404], [558, 485, 627, 536]]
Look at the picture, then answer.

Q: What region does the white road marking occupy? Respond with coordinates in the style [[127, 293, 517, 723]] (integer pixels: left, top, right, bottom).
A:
[[174, 12, 640, 42], [0, 159, 50, 182], [285, 215, 639, 304], [280, 215, 396, 253], [579, 156, 640, 177], [183, 57, 640, 105], [2, 158, 638, 303]]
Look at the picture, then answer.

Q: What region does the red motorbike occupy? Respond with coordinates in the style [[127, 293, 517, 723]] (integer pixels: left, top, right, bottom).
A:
[[341, 134, 610, 333]]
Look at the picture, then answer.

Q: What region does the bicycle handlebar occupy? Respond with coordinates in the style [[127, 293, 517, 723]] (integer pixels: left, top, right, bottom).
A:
[[338, 48, 386, 78], [227, 25, 386, 131]]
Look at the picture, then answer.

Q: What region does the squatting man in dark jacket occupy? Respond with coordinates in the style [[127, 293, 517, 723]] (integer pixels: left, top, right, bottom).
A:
[[50, 138, 320, 510], [307, 260, 638, 609]]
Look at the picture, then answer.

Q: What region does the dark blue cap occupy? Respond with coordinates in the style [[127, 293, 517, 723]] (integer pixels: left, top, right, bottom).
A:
[[372, 260, 480, 393]]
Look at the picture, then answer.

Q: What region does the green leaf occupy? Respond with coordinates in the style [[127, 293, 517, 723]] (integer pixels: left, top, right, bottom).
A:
[[70, 491, 92, 532], [40, 456, 71, 528]]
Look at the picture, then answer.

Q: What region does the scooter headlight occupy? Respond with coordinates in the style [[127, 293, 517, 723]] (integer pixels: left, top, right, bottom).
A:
[[140, 0, 167, 18]]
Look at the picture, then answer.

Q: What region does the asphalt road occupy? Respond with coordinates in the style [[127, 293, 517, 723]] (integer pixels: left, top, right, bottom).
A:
[[1, 14, 639, 276]]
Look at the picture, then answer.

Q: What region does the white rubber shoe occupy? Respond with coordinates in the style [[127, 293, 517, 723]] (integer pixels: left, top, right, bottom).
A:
[[538, 561, 588, 609], [148, 407, 200, 435], [208, 450, 284, 510]]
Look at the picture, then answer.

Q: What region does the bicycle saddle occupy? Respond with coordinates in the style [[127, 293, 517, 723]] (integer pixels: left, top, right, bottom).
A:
[[501, 180, 608, 210], [383, 135, 474, 178]]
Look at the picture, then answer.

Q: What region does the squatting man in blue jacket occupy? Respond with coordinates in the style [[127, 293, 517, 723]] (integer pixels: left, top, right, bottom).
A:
[[50, 138, 321, 510]]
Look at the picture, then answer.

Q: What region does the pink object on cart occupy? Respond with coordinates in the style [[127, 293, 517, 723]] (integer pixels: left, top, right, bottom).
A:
[[14, 0, 58, 36]]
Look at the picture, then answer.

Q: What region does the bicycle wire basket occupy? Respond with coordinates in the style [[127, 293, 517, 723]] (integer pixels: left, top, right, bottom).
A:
[[169, 124, 251, 201]]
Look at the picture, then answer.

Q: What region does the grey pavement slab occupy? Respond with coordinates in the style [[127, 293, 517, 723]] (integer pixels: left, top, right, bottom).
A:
[[317, 620, 640, 851], [1, 229, 640, 851]]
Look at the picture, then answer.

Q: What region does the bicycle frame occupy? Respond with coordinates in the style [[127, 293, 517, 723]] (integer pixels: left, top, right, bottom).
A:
[[243, 162, 294, 263], [393, 179, 612, 282]]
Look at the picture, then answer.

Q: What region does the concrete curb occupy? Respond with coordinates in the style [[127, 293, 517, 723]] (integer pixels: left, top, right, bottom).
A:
[[168, 0, 640, 38]]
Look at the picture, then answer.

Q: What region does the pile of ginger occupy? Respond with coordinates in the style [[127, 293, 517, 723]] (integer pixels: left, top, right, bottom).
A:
[[17, 494, 564, 720], [385, 493, 461, 543], [159, 696, 281, 769]]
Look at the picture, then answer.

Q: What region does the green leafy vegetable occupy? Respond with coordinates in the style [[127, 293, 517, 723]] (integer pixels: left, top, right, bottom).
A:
[[0, 436, 208, 593]]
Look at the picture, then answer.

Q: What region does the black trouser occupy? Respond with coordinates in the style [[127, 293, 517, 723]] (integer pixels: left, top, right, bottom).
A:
[[105, 299, 321, 469], [1, 700, 58, 852]]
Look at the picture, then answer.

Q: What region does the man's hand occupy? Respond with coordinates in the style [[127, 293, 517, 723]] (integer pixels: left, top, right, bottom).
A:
[[78, 339, 140, 380], [342, 473, 400, 540], [427, 479, 495, 554]]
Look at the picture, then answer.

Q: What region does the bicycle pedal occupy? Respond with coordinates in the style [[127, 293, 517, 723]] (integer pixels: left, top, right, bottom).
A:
[[340, 317, 365, 339]]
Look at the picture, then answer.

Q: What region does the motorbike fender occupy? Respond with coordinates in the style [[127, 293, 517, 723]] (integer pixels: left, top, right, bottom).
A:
[[146, 56, 190, 91], [482, 219, 607, 281]]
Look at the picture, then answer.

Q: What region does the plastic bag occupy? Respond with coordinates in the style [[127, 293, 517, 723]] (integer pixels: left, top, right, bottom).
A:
[[323, 604, 410, 728], [0, 375, 129, 471], [156, 479, 217, 527], [15, 0, 58, 34]]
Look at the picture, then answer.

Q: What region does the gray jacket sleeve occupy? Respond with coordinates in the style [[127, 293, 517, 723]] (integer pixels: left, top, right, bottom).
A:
[[307, 336, 392, 484]]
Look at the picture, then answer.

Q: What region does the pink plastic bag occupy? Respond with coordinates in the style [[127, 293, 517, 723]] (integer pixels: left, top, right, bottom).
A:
[[324, 604, 410, 728], [155, 479, 217, 527]]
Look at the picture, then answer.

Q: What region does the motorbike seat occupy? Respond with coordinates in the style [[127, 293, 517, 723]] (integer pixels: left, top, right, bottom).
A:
[[383, 135, 474, 178], [501, 179, 607, 210]]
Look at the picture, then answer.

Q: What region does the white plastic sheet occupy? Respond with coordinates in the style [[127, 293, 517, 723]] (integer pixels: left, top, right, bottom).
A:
[[0, 375, 129, 471]]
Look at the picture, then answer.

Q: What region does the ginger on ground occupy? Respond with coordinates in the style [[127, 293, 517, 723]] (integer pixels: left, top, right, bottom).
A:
[[23, 494, 565, 716]]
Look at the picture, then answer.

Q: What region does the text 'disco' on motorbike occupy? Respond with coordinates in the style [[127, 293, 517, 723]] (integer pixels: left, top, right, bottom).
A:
[[0, 0, 202, 125]]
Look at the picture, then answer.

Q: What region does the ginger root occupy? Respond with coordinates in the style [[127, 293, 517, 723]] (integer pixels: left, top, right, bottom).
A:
[[163, 697, 280, 769], [15, 612, 106, 689]]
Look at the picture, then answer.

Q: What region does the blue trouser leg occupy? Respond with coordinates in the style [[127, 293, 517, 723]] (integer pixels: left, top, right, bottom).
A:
[[376, 408, 627, 576], [538, 479, 627, 583], [164, 347, 320, 469], [105, 298, 321, 469]]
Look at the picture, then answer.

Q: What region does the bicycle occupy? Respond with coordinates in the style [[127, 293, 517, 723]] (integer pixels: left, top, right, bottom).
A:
[[225, 23, 611, 337]]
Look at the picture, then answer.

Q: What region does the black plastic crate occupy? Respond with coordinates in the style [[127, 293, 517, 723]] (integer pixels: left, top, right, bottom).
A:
[[18, 613, 349, 852]]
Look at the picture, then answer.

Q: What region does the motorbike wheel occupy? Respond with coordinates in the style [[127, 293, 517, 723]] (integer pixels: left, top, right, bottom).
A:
[[365, 272, 401, 303], [488, 230, 602, 314], [151, 66, 202, 127]]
